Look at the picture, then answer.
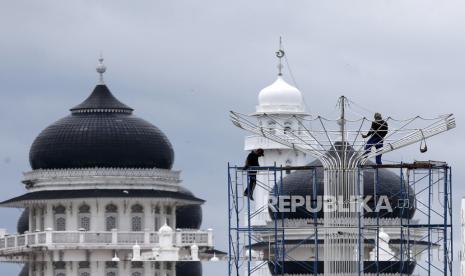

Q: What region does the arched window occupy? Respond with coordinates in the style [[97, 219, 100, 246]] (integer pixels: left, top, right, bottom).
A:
[[268, 121, 276, 134], [131, 262, 143, 276], [105, 204, 118, 231], [165, 262, 173, 276], [78, 204, 91, 231], [154, 205, 161, 230], [54, 261, 66, 276], [131, 204, 144, 231], [154, 262, 161, 276], [105, 262, 118, 276], [285, 159, 292, 175], [283, 121, 293, 134], [79, 261, 90, 276], [53, 205, 66, 231]]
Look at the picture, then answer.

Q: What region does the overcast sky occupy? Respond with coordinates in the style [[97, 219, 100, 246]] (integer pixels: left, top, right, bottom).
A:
[[0, 0, 464, 274]]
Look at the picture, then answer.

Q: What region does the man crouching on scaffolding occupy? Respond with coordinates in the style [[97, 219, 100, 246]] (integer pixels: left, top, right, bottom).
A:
[[243, 148, 264, 201], [362, 112, 388, 165]]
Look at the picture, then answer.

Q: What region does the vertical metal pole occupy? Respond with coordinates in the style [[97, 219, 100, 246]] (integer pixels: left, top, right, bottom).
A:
[[443, 166, 449, 276], [357, 167, 363, 276], [400, 166, 404, 276], [406, 168, 411, 271], [273, 165, 278, 276], [246, 167, 252, 276], [235, 167, 241, 276], [279, 166, 285, 276], [449, 167, 453, 275], [428, 168, 432, 276], [313, 167, 318, 276], [228, 163, 232, 276], [375, 167, 380, 276]]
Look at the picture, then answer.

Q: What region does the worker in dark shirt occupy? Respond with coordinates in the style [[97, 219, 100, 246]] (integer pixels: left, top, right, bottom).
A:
[[243, 148, 264, 201], [362, 113, 388, 165]]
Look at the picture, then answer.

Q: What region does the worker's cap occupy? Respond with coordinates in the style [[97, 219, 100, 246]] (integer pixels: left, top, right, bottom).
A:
[[255, 148, 265, 156], [374, 112, 382, 119]]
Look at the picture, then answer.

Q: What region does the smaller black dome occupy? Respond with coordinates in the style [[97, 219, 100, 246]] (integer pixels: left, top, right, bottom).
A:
[[176, 187, 203, 229], [176, 261, 202, 276], [270, 159, 416, 220], [17, 208, 29, 234], [268, 261, 416, 275], [18, 264, 29, 276]]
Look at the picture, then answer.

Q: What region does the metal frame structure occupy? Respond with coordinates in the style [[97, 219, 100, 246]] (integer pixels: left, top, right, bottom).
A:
[[229, 95, 455, 275], [227, 162, 453, 276]]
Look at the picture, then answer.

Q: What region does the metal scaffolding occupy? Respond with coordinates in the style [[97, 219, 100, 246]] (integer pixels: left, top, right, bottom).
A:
[[229, 94, 455, 275], [228, 162, 453, 276]]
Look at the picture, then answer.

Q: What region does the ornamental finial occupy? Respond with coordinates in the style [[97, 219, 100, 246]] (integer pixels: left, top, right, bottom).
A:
[[96, 53, 106, 84], [276, 36, 285, 76]]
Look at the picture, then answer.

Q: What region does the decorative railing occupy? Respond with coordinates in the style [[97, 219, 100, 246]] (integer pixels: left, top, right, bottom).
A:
[[24, 168, 181, 182], [0, 229, 213, 253], [22, 168, 183, 192]]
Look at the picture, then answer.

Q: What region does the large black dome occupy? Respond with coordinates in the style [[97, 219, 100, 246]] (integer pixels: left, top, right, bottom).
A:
[[270, 159, 416, 220], [29, 85, 174, 170], [176, 261, 202, 276], [17, 208, 29, 234], [176, 187, 203, 229], [18, 264, 29, 276]]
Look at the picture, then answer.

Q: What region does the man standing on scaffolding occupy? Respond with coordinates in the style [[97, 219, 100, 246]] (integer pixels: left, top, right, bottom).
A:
[[362, 113, 388, 165], [243, 148, 264, 201]]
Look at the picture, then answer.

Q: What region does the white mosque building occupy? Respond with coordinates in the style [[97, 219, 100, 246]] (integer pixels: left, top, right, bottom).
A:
[[243, 53, 431, 275], [0, 58, 222, 276]]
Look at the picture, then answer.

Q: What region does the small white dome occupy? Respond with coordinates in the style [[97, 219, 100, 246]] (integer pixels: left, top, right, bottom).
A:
[[256, 76, 306, 114], [210, 253, 219, 262], [111, 253, 120, 262], [158, 223, 173, 233]]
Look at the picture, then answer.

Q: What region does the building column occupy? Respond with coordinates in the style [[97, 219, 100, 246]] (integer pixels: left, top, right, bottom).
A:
[[92, 261, 105, 275], [36, 206, 41, 231], [44, 204, 53, 230], [94, 199, 104, 231], [28, 206, 34, 232], [44, 262, 53, 276], [144, 200, 152, 232], [68, 202, 77, 230], [120, 200, 129, 231], [66, 261, 74, 276], [120, 261, 130, 275], [144, 262, 152, 275]]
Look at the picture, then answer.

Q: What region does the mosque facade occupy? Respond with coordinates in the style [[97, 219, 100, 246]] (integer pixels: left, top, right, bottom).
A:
[[0, 58, 222, 276]]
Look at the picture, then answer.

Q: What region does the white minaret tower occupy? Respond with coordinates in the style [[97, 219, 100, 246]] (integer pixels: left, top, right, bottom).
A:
[[244, 39, 309, 225]]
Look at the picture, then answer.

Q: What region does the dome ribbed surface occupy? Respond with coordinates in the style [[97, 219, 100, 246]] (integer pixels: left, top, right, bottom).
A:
[[270, 159, 416, 220], [176, 187, 203, 229], [70, 85, 133, 113], [176, 261, 202, 276], [18, 264, 29, 276], [29, 85, 174, 170], [17, 208, 29, 234]]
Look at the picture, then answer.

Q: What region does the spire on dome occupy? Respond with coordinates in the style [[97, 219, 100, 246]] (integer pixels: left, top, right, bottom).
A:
[[276, 36, 285, 76], [96, 54, 106, 84]]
